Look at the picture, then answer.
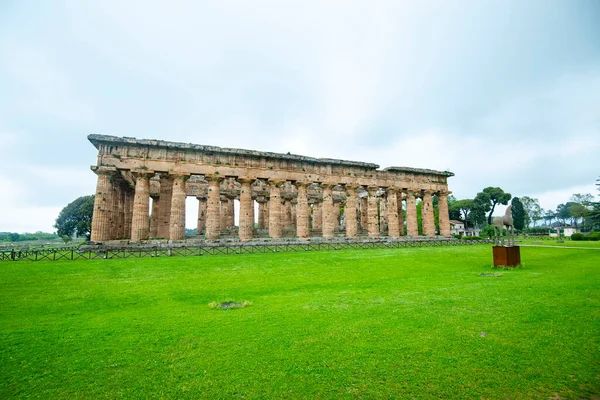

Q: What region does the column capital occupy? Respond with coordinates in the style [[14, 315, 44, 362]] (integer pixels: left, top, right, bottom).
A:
[[237, 177, 255, 184], [131, 169, 154, 178], [205, 174, 224, 183], [268, 179, 286, 188], [367, 185, 379, 195], [294, 181, 311, 188]]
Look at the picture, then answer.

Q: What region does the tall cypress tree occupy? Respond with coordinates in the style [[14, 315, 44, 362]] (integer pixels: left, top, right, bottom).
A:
[[511, 197, 525, 231]]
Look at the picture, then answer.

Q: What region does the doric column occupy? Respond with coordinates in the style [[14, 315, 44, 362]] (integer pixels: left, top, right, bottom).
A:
[[257, 198, 267, 229], [437, 191, 451, 236], [295, 182, 310, 239], [321, 184, 335, 239], [130, 172, 151, 242], [367, 186, 380, 238], [123, 187, 134, 239], [268, 180, 284, 239], [219, 197, 228, 230], [111, 181, 123, 239], [333, 201, 341, 231], [157, 175, 173, 239], [291, 201, 297, 228], [387, 188, 400, 238], [90, 167, 116, 242], [169, 174, 188, 241], [422, 191, 436, 237], [150, 196, 160, 238], [397, 193, 405, 236], [226, 196, 235, 229], [406, 190, 418, 236], [205, 175, 223, 240], [360, 196, 368, 231], [313, 202, 322, 231], [283, 199, 293, 229], [197, 197, 207, 234], [345, 185, 358, 238], [379, 196, 388, 234], [238, 178, 254, 242]]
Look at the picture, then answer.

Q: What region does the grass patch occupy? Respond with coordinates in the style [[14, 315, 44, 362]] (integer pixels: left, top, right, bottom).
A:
[[1, 245, 599, 398], [208, 300, 252, 310]]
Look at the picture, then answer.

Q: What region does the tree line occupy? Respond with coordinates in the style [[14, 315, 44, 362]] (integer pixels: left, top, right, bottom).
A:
[[449, 178, 600, 234]]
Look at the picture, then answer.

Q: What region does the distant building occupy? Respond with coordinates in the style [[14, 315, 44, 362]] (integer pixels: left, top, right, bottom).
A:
[[549, 226, 579, 238], [450, 220, 481, 237]]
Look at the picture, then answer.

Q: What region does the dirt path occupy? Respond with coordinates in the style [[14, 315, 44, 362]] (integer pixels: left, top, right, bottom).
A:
[[520, 244, 600, 250]]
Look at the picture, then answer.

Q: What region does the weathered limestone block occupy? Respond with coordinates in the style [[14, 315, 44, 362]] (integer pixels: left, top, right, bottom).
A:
[[268, 180, 284, 239], [367, 186, 380, 238], [360, 196, 368, 231], [438, 192, 451, 236], [226, 196, 235, 229], [169, 174, 189, 241], [205, 176, 222, 240], [157, 175, 173, 239], [333, 201, 341, 231], [397, 194, 405, 236], [150, 196, 160, 238], [90, 167, 116, 242], [257, 198, 267, 229], [295, 182, 310, 239], [283, 199, 293, 229], [422, 191, 436, 237], [345, 185, 358, 238], [379, 195, 387, 234], [406, 191, 418, 236], [313, 202, 322, 231], [238, 179, 254, 241], [131, 172, 152, 242], [387, 189, 400, 238], [197, 197, 207, 234], [322, 184, 335, 239]]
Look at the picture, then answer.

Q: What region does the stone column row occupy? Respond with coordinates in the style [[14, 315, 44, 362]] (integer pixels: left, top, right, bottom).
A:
[[91, 170, 452, 242]]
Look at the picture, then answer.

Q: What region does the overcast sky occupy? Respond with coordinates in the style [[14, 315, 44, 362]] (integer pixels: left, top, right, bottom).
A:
[[1, 0, 599, 233]]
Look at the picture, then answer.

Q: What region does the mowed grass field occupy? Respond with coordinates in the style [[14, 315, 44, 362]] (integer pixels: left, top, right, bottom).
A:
[[1, 245, 599, 399]]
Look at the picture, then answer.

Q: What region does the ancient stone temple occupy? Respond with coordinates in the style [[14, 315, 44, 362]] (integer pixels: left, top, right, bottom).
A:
[[88, 135, 453, 243]]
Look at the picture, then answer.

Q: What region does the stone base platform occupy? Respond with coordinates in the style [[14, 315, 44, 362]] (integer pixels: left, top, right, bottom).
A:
[[82, 236, 462, 252]]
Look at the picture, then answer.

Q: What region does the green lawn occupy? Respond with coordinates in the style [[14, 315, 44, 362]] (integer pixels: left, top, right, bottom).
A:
[[1, 246, 599, 399]]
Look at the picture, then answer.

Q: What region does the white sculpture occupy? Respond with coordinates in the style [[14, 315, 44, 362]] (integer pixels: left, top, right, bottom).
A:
[[493, 205, 514, 246]]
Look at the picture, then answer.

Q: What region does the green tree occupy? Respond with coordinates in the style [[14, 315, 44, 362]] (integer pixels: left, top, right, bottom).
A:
[[476, 187, 512, 225], [569, 193, 594, 230], [543, 209, 556, 226], [450, 199, 483, 229], [520, 196, 542, 228], [446, 195, 461, 220], [54, 195, 95, 240], [555, 203, 570, 226], [511, 197, 525, 230]]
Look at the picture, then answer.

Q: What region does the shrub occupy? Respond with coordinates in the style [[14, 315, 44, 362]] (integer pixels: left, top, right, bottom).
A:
[[463, 236, 482, 240], [452, 234, 462, 239], [571, 233, 584, 241], [587, 232, 600, 241]]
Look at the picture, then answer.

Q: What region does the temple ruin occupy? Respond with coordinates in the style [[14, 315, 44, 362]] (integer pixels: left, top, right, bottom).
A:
[[88, 135, 453, 243]]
